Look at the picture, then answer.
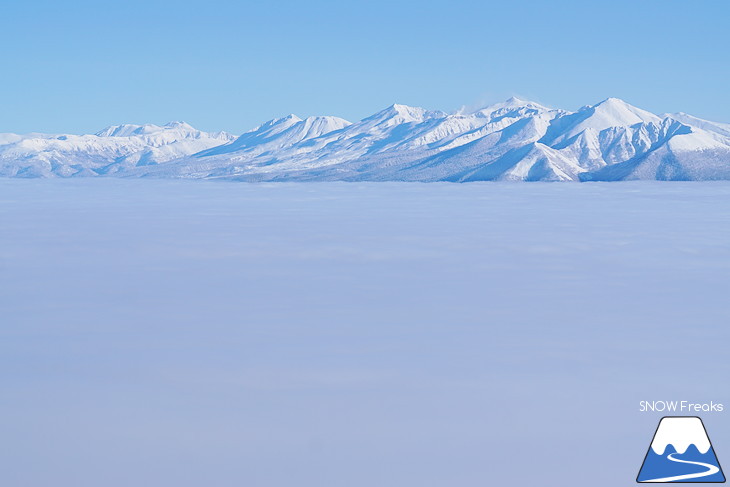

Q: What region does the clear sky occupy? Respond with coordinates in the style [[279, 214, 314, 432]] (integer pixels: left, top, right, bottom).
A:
[[2, 0, 729, 135]]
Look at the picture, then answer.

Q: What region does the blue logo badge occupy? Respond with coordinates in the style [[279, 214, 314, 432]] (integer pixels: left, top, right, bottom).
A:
[[638, 416, 725, 483]]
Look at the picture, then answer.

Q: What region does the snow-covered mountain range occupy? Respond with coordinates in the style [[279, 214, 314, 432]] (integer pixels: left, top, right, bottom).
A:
[[3, 97, 730, 181], [0, 122, 235, 178]]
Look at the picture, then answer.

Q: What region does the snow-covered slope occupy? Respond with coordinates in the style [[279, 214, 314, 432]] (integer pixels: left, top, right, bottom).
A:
[[2, 98, 730, 181], [664, 112, 730, 138], [196, 115, 351, 158]]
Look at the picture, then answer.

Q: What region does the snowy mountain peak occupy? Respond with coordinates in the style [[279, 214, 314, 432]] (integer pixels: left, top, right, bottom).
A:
[[598, 96, 626, 105], [366, 104, 441, 126], [591, 97, 661, 125], [95, 123, 158, 137], [387, 103, 426, 118], [472, 97, 551, 119], [244, 114, 304, 137], [539, 97, 664, 145], [193, 114, 350, 159], [300, 116, 351, 134], [499, 96, 549, 110], [663, 112, 730, 138], [163, 121, 194, 129], [95, 121, 202, 138], [266, 114, 303, 126]]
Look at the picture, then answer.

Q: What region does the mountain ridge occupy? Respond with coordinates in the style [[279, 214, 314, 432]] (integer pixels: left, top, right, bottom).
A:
[[1, 97, 729, 181]]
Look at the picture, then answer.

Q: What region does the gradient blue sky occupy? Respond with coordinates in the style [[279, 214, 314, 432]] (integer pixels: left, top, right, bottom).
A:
[[2, 0, 729, 135]]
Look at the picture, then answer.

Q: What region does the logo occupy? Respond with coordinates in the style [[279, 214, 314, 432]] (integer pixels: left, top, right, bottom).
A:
[[637, 416, 725, 483]]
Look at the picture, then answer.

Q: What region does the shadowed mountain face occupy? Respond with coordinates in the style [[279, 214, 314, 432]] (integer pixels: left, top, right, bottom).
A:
[[2, 98, 730, 181]]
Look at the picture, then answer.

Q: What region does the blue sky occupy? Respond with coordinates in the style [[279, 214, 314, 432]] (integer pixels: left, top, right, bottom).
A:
[[2, 0, 729, 134]]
